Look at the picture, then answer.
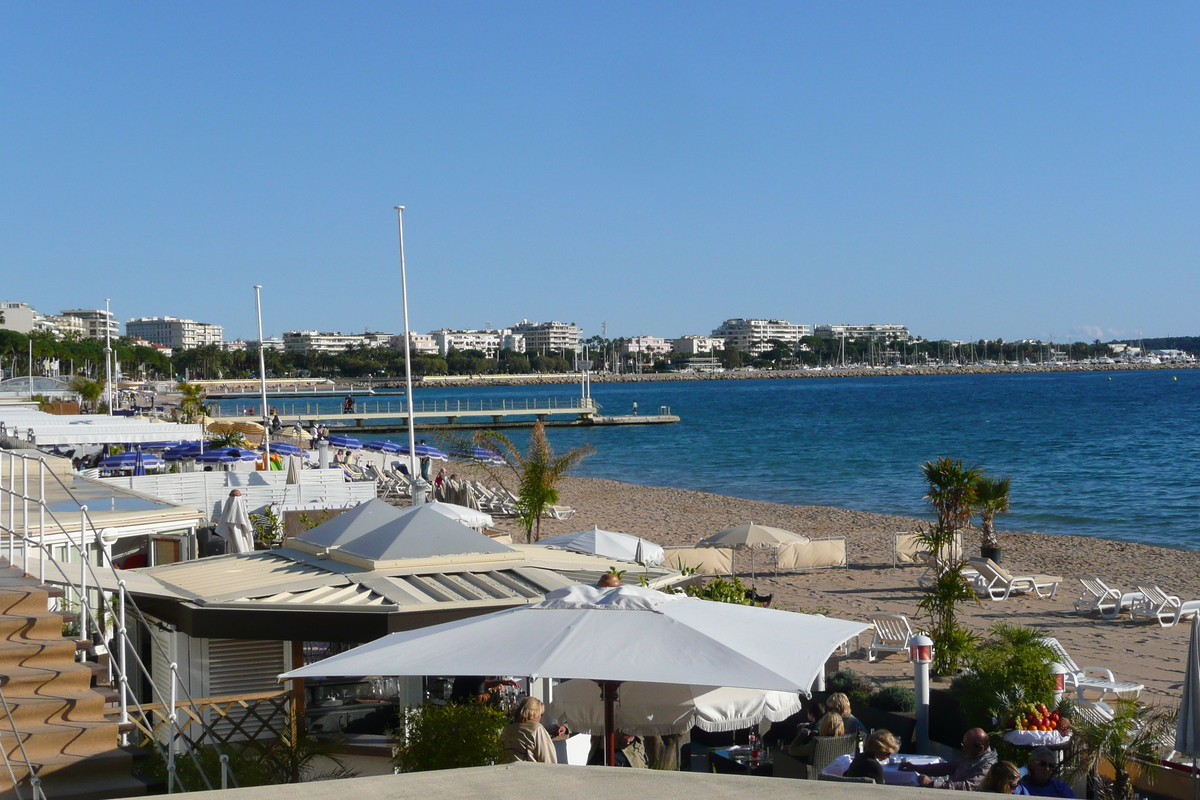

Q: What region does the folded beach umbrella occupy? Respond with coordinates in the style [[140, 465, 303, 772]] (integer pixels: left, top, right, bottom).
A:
[[215, 490, 255, 553], [1176, 614, 1200, 800], [326, 434, 363, 450], [539, 527, 666, 566], [547, 679, 801, 737], [362, 440, 403, 454], [281, 583, 868, 766]]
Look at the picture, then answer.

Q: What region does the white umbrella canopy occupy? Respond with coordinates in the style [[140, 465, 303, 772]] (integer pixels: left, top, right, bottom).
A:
[[699, 523, 811, 549], [547, 679, 802, 736], [216, 489, 255, 553], [1176, 614, 1200, 800], [538, 527, 666, 566], [396, 500, 493, 531], [282, 583, 867, 763]]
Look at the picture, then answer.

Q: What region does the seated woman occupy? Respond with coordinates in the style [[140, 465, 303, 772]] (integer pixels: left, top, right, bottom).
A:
[[787, 711, 843, 761], [844, 729, 900, 784], [981, 761, 1028, 794], [824, 692, 868, 737], [499, 697, 557, 763]]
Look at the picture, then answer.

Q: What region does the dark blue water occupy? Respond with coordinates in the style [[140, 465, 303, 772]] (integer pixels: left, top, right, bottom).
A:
[[220, 370, 1200, 550]]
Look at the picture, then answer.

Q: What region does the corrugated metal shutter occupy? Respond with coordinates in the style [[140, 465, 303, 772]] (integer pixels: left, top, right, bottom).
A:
[[205, 639, 286, 695]]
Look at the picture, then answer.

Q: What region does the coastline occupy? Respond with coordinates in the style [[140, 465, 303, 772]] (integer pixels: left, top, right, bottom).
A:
[[490, 474, 1200, 703]]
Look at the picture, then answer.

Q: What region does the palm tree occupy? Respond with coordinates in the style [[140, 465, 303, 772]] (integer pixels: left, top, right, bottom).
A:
[[1063, 699, 1175, 800], [975, 475, 1012, 551], [474, 421, 594, 543], [921, 457, 983, 531], [69, 376, 104, 413], [176, 382, 207, 424]]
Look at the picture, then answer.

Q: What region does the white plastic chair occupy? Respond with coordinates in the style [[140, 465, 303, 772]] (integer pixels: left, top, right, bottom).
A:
[[968, 558, 1061, 601], [1044, 637, 1143, 700], [1130, 584, 1200, 627], [865, 614, 915, 662], [1072, 574, 1142, 619]]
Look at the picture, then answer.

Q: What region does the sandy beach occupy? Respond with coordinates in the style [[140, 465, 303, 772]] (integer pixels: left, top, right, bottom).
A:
[[485, 474, 1199, 707]]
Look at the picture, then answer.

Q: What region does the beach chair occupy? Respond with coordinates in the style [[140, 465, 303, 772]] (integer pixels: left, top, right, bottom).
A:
[[865, 614, 915, 662], [1043, 637, 1144, 700], [968, 558, 1061, 600], [1129, 584, 1200, 627], [1072, 574, 1143, 619]]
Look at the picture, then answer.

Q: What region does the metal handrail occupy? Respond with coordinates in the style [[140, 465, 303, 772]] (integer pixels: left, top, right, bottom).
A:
[[0, 452, 235, 791]]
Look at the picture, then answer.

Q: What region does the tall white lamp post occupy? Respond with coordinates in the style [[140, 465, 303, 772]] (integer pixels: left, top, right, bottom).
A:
[[909, 633, 933, 754], [254, 286, 270, 469], [104, 298, 113, 416], [395, 206, 428, 506]]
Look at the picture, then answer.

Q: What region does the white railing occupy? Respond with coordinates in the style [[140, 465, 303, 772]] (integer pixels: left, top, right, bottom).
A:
[[224, 395, 599, 417], [0, 450, 269, 793]]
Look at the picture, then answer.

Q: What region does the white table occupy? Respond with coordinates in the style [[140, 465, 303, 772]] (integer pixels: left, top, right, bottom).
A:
[[824, 754, 945, 786]]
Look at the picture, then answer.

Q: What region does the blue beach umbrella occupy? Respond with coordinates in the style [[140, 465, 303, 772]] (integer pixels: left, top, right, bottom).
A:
[[99, 452, 165, 472], [398, 443, 449, 460], [451, 446, 505, 465], [196, 447, 260, 464], [363, 440, 403, 454], [163, 442, 205, 462], [260, 442, 304, 457], [326, 435, 363, 450], [139, 441, 184, 452]]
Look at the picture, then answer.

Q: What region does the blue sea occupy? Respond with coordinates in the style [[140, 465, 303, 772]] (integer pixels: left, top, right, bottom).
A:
[[220, 370, 1200, 550]]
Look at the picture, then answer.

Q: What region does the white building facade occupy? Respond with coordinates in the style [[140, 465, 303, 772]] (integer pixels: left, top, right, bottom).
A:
[[622, 336, 672, 356], [61, 309, 119, 340], [711, 319, 812, 355], [391, 333, 440, 356], [671, 335, 725, 355], [814, 324, 911, 342], [430, 329, 525, 358], [512, 320, 582, 353], [126, 317, 224, 350]]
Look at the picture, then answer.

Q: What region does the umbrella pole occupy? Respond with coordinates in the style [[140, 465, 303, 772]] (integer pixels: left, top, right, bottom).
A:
[[601, 680, 621, 767]]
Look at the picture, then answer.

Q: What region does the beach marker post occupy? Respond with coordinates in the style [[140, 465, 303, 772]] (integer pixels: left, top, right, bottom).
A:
[[1050, 662, 1068, 705], [909, 633, 933, 754]]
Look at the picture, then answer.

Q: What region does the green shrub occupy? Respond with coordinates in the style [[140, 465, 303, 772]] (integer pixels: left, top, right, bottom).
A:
[[826, 669, 873, 706], [393, 702, 507, 772], [683, 576, 752, 605], [869, 685, 916, 713], [949, 623, 1055, 730]]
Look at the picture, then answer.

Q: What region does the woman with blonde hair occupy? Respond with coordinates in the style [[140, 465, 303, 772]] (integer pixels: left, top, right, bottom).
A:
[[824, 692, 867, 737], [499, 696, 557, 763], [981, 761, 1026, 794], [844, 729, 900, 783], [787, 711, 844, 761]]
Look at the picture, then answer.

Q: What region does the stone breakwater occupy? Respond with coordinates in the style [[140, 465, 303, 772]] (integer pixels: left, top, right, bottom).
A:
[[387, 361, 1196, 389]]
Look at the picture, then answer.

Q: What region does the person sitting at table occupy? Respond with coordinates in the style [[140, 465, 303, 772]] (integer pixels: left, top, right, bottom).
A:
[[824, 693, 867, 737], [1020, 748, 1074, 797], [499, 696, 557, 763], [981, 761, 1027, 794], [843, 729, 900, 784], [901, 727, 997, 790], [785, 700, 823, 749], [787, 711, 843, 761]]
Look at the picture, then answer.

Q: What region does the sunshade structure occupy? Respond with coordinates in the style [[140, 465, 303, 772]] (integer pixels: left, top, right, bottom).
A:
[[698, 523, 811, 578], [196, 447, 260, 464], [0, 410, 204, 446], [281, 583, 868, 765], [363, 440, 403, 454], [216, 490, 255, 553], [539, 527, 666, 566], [1176, 615, 1200, 800], [163, 442, 205, 461], [326, 434, 362, 450], [399, 442, 448, 460], [260, 442, 304, 457], [393, 500, 493, 531], [99, 452, 166, 474], [547, 679, 802, 736]]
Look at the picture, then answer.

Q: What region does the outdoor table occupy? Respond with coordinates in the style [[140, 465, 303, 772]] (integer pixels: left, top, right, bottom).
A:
[[710, 747, 773, 776], [823, 754, 945, 785]]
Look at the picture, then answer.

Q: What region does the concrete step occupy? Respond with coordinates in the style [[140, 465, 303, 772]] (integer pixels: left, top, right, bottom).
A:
[[0, 611, 78, 641], [0, 662, 95, 696], [0, 718, 121, 763], [0, 747, 148, 800], [0, 638, 85, 667], [0, 689, 111, 727]]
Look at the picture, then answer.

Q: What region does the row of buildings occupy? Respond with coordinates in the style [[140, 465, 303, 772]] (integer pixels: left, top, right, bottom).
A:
[[1, 300, 911, 360]]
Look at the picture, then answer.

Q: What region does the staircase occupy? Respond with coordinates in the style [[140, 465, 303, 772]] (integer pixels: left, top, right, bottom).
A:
[[0, 563, 146, 800]]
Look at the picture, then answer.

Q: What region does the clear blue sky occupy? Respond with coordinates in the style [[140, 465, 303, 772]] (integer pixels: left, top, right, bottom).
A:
[[2, 2, 1196, 343]]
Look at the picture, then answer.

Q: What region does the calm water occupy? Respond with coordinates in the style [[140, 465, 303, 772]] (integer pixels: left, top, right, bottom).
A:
[[221, 370, 1200, 550]]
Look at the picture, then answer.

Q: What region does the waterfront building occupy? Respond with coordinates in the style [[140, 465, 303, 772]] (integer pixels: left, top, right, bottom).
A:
[[512, 319, 582, 354], [0, 301, 40, 334], [222, 338, 285, 353], [622, 336, 672, 356], [126, 316, 224, 350], [814, 324, 911, 342], [391, 332, 440, 356], [60, 308, 119, 340], [711, 318, 811, 356], [671, 335, 725, 355], [430, 328, 525, 359], [283, 330, 394, 355]]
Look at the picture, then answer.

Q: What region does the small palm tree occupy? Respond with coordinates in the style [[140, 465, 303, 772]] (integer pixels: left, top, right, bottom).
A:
[[208, 430, 247, 450], [176, 382, 207, 424], [1063, 699, 1175, 800], [475, 421, 594, 543], [921, 457, 983, 531], [975, 475, 1012, 550], [69, 376, 104, 413]]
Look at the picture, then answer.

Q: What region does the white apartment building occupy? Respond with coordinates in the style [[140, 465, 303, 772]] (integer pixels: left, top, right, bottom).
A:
[[814, 324, 911, 342], [622, 336, 672, 356], [671, 335, 725, 355], [282, 331, 395, 355], [711, 319, 812, 355], [430, 329, 525, 359], [126, 317, 224, 350], [512, 320, 582, 353], [223, 338, 285, 353], [61, 309, 119, 340], [392, 333, 440, 356], [0, 302, 40, 334]]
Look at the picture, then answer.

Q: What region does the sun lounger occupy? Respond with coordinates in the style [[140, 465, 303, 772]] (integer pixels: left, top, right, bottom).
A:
[[1072, 574, 1143, 619], [1044, 637, 1143, 700], [916, 551, 979, 588], [1130, 584, 1200, 627], [967, 558, 1061, 601], [865, 614, 915, 662]]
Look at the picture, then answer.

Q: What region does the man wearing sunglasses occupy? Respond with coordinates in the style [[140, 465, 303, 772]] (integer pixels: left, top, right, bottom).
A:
[[1020, 747, 1075, 797]]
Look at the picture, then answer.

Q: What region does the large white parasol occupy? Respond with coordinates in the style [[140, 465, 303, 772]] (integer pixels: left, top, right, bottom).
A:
[[538, 527, 666, 566], [215, 489, 255, 553], [1176, 614, 1200, 800], [281, 583, 866, 764]]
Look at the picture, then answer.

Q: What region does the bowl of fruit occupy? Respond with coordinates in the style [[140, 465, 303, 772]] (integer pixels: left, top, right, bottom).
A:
[[1000, 703, 1072, 745]]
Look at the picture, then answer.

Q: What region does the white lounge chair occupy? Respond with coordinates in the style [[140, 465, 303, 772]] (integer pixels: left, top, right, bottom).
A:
[[865, 614, 915, 662], [1130, 584, 1200, 627], [1044, 637, 1143, 700], [968, 558, 1061, 601], [1072, 574, 1142, 619], [916, 551, 980, 588]]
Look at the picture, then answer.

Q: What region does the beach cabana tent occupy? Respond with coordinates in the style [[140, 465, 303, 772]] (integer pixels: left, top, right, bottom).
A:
[[539, 527, 666, 566], [698, 523, 810, 578], [281, 583, 868, 765]]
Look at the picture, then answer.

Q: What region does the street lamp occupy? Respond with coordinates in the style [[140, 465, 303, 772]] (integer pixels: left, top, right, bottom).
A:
[[909, 633, 933, 754], [1050, 662, 1068, 704], [254, 286, 270, 469]]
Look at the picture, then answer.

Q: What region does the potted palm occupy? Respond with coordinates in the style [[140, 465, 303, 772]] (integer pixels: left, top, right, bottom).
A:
[[975, 475, 1011, 563]]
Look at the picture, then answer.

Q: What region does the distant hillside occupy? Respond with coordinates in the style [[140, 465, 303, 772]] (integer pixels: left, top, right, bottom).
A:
[[1111, 336, 1200, 352]]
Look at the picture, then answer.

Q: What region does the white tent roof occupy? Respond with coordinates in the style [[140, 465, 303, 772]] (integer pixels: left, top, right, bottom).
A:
[[0, 410, 203, 446], [396, 501, 493, 531], [538, 527, 666, 566]]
